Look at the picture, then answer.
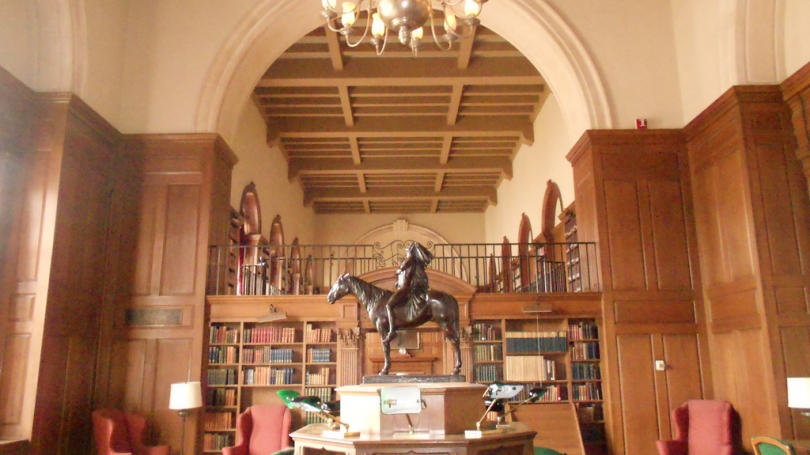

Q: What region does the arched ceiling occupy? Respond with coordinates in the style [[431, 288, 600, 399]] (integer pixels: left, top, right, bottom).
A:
[[252, 16, 548, 214]]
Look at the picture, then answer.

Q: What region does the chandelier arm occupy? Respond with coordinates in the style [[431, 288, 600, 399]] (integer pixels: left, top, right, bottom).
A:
[[344, 7, 373, 48], [375, 28, 389, 55], [326, 17, 352, 34], [442, 0, 466, 6], [429, 14, 453, 51]]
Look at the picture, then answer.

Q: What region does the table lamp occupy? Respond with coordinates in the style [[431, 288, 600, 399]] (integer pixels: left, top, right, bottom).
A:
[[465, 382, 524, 438], [277, 389, 359, 438], [788, 377, 810, 418], [169, 381, 202, 455], [494, 386, 547, 428], [380, 386, 427, 438]]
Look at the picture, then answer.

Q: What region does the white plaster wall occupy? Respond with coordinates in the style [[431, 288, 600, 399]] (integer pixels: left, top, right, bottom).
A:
[[483, 94, 575, 244], [314, 214, 485, 246], [670, 0, 726, 122], [0, 0, 35, 87], [544, 0, 684, 129], [118, 0, 260, 133], [784, 0, 810, 76], [230, 102, 316, 244], [82, 0, 129, 128]]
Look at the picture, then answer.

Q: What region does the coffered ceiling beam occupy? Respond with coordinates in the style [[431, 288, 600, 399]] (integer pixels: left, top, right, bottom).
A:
[[357, 171, 367, 192], [274, 116, 534, 141], [338, 85, 354, 126], [324, 26, 344, 71], [289, 156, 513, 179], [304, 186, 497, 205], [447, 85, 463, 126], [434, 171, 446, 192], [258, 58, 542, 86], [440, 137, 452, 164], [457, 28, 476, 70], [349, 137, 361, 164]]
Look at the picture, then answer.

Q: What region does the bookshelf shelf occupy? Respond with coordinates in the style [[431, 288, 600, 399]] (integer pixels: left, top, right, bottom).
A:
[[205, 319, 338, 454]]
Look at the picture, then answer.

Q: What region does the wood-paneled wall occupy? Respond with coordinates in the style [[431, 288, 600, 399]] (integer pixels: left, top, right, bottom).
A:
[[783, 61, 810, 199], [685, 86, 810, 442], [106, 135, 237, 455], [567, 131, 710, 455]]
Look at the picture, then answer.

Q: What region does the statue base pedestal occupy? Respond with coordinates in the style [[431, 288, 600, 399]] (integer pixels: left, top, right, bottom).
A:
[[337, 382, 485, 435], [362, 374, 466, 384]]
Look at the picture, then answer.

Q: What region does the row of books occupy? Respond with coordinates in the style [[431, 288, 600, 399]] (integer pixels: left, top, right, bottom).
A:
[[204, 412, 234, 430], [243, 347, 294, 364], [572, 382, 602, 401], [304, 386, 334, 423], [474, 364, 502, 382], [305, 367, 332, 385], [206, 388, 237, 407], [242, 367, 296, 385], [307, 348, 332, 363], [208, 368, 237, 385], [505, 355, 557, 381], [472, 322, 502, 341], [209, 346, 238, 364], [572, 363, 601, 380], [210, 325, 239, 344], [473, 344, 503, 362], [203, 433, 233, 451], [244, 326, 296, 344], [569, 321, 598, 340], [306, 325, 334, 343], [505, 331, 568, 353], [570, 341, 600, 360]]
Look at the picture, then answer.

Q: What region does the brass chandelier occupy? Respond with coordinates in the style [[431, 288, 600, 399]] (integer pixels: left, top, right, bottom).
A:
[[321, 0, 487, 56]]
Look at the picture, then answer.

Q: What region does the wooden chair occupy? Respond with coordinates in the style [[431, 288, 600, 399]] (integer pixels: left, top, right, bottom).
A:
[[751, 436, 797, 455]]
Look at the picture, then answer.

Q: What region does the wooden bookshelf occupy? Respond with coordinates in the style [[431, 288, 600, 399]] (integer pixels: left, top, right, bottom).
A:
[[470, 317, 605, 454], [204, 319, 338, 453]]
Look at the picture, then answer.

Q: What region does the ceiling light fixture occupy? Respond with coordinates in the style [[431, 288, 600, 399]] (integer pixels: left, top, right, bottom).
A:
[[321, 0, 486, 57]]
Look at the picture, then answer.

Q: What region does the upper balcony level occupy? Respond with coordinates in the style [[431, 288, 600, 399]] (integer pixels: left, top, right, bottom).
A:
[[207, 240, 599, 297]]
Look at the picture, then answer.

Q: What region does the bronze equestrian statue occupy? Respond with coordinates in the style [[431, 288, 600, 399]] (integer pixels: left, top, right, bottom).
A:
[[326, 243, 462, 375]]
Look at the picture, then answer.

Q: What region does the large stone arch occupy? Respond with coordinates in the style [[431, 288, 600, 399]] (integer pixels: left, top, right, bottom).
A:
[[718, 0, 787, 86], [194, 0, 614, 144]]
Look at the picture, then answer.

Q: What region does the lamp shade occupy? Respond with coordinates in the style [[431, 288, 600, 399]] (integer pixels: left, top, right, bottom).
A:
[[789, 377, 810, 409], [169, 382, 202, 410]]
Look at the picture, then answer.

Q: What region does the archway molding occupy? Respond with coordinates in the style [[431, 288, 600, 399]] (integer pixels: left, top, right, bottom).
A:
[[195, 0, 614, 144]]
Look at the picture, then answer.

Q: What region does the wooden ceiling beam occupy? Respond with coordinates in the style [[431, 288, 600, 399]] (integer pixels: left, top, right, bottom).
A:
[[434, 171, 446, 192], [440, 136, 452, 164], [276, 115, 532, 139], [304, 186, 497, 205], [357, 171, 367, 192], [324, 26, 344, 70], [258, 57, 542, 86], [349, 137, 361, 164], [338, 85, 354, 126], [289, 156, 512, 179], [457, 27, 476, 70], [447, 85, 463, 125]]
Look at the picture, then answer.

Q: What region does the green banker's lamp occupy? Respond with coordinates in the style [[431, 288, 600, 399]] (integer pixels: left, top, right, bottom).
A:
[[465, 382, 547, 438], [277, 390, 359, 438]]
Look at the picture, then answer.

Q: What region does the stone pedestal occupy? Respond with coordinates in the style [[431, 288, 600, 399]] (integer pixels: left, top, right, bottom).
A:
[[337, 382, 486, 436]]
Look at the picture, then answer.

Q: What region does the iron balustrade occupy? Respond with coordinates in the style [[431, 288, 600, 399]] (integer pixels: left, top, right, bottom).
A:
[[206, 241, 599, 296]]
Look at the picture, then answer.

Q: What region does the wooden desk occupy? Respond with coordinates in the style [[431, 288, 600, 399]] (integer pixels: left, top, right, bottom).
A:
[[291, 422, 536, 455]]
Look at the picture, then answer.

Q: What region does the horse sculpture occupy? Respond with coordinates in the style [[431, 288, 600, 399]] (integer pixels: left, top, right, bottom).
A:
[[326, 273, 462, 375]]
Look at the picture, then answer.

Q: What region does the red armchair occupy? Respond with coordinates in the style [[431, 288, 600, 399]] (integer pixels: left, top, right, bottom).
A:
[[92, 409, 169, 455], [223, 404, 292, 455], [656, 400, 737, 455]]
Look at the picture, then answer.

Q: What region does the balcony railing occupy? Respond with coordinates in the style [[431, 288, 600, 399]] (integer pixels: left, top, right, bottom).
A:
[[207, 241, 599, 296]]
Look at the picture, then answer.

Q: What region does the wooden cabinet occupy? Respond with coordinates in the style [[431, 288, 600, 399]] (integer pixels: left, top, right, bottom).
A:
[[205, 319, 338, 453], [470, 317, 606, 454]]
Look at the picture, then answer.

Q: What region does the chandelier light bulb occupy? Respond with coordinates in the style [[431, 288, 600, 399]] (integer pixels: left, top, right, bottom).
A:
[[341, 2, 357, 27], [371, 13, 386, 37], [444, 7, 457, 32], [412, 27, 424, 39], [464, 0, 481, 18], [322, 0, 337, 10]]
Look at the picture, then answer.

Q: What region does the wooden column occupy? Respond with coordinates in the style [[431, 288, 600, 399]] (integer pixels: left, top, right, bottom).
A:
[[107, 134, 237, 455], [685, 86, 810, 442], [338, 328, 362, 387], [567, 130, 710, 455], [782, 61, 810, 199]]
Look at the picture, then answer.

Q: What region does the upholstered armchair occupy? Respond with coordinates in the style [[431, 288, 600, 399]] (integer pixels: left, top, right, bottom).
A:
[[656, 400, 738, 455], [92, 409, 169, 455], [223, 404, 292, 455]]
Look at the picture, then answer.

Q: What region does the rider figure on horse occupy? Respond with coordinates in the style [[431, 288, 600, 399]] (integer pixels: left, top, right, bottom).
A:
[[381, 242, 433, 343]]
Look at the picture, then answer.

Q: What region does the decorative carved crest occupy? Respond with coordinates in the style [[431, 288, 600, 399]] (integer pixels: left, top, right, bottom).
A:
[[339, 328, 360, 348]]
